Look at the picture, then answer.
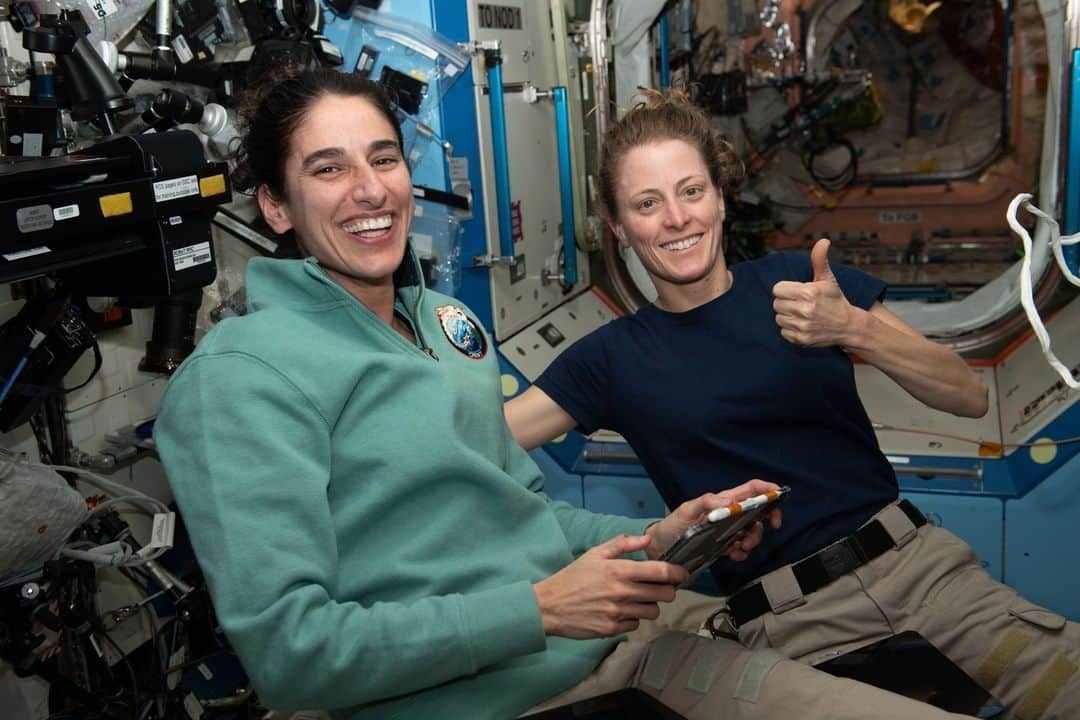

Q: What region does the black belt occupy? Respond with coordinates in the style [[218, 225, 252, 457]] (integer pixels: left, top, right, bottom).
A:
[[727, 500, 926, 628]]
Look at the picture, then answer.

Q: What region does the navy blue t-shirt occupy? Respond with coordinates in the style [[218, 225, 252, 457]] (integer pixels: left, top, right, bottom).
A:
[[535, 252, 898, 593]]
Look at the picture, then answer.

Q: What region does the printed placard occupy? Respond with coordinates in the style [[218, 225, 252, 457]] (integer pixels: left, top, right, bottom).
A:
[[879, 211, 922, 224], [154, 175, 200, 203], [172, 242, 212, 271], [478, 3, 524, 29], [172, 34, 195, 65]]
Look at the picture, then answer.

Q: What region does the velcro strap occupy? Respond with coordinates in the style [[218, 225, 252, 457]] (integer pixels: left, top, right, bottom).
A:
[[734, 649, 786, 703], [973, 627, 1034, 690], [876, 502, 918, 548], [686, 638, 741, 694], [897, 498, 928, 528], [1015, 654, 1078, 720], [642, 631, 688, 690], [761, 566, 806, 615]]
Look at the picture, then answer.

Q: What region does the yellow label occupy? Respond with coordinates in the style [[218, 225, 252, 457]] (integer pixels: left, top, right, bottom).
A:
[[99, 192, 133, 217], [199, 174, 227, 198]]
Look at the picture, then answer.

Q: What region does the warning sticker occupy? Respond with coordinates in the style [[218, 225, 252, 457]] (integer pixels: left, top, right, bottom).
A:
[[173, 242, 212, 271], [154, 175, 200, 203], [16, 205, 54, 233]]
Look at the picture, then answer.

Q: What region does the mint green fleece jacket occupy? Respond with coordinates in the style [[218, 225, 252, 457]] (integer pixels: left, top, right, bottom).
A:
[[154, 255, 654, 719]]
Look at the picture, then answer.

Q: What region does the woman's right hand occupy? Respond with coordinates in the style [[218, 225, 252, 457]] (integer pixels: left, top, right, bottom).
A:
[[532, 534, 688, 639]]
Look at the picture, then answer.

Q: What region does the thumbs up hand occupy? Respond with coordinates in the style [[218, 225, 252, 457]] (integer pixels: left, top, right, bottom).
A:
[[772, 238, 854, 348]]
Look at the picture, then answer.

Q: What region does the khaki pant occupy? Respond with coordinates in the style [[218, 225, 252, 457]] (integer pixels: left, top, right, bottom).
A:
[[523, 591, 974, 719], [733, 507, 1080, 720]]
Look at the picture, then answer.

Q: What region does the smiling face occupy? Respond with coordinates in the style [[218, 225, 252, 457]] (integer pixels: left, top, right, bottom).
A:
[[609, 138, 730, 311], [258, 94, 414, 306]]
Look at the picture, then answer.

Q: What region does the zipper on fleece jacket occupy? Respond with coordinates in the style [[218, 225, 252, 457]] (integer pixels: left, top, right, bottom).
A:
[[401, 249, 438, 361]]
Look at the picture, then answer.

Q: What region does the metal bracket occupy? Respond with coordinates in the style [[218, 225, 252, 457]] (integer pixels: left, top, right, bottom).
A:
[[473, 254, 519, 268], [522, 83, 553, 104], [458, 40, 501, 55]]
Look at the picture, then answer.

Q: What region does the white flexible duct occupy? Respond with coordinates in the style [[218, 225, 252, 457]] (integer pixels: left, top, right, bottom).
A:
[[1006, 193, 1080, 388]]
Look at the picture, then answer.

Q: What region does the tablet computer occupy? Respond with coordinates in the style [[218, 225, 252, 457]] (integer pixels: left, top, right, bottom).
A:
[[525, 688, 686, 719], [814, 630, 1002, 716], [658, 487, 789, 581]]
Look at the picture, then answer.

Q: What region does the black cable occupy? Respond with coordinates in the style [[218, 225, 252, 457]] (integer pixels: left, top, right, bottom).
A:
[[29, 407, 54, 465], [63, 337, 103, 394], [136, 596, 166, 714], [95, 626, 140, 720], [42, 392, 70, 466], [118, 566, 166, 683], [804, 136, 858, 192], [163, 647, 237, 675]]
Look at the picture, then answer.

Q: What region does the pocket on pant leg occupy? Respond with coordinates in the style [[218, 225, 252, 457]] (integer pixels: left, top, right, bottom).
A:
[[734, 608, 793, 652], [922, 562, 987, 610], [1009, 598, 1067, 632], [733, 612, 772, 651], [749, 612, 785, 650], [970, 597, 1073, 706]]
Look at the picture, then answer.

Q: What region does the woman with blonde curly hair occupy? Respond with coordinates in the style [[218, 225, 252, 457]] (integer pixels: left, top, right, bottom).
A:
[[508, 90, 1075, 718]]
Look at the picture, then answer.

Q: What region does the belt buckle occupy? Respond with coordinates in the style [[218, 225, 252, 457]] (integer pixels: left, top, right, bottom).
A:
[[704, 607, 739, 639], [817, 539, 861, 580]]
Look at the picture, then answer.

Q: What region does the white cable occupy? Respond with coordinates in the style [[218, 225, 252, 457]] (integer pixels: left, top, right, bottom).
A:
[[58, 534, 168, 568], [87, 495, 171, 520], [0, 451, 173, 568], [48, 463, 169, 508], [60, 544, 136, 567], [1006, 193, 1080, 390]]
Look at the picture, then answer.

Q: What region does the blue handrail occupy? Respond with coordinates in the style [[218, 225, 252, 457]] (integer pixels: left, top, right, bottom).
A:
[[1064, 48, 1080, 274], [484, 50, 515, 260], [553, 86, 577, 286]]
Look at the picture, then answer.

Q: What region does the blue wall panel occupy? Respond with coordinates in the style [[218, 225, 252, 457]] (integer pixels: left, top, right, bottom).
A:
[[583, 474, 668, 519], [1004, 450, 1080, 620], [902, 491, 1005, 581]]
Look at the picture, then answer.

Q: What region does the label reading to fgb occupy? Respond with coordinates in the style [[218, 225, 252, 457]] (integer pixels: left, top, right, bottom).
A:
[[173, 242, 212, 271], [478, 3, 523, 29], [153, 175, 200, 203], [16, 205, 54, 233], [879, 211, 921, 224], [54, 204, 80, 221]]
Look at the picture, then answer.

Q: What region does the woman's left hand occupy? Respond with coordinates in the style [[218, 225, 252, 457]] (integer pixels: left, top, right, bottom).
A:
[[645, 479, 783, 561], [772, 238, 855, 348]]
